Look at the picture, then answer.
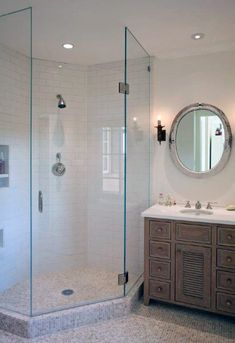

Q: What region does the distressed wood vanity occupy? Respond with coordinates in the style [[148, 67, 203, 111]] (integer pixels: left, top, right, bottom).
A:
[[143, 205, 235, 317]]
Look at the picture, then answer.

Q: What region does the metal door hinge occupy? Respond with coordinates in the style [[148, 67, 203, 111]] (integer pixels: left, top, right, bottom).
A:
[[119, 82, 129, 95], [118, 272, 129, 285], [147, 65, 151, 72]]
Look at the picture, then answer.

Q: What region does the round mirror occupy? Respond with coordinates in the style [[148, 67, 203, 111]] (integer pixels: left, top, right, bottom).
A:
[[169, 103, 232, 178]]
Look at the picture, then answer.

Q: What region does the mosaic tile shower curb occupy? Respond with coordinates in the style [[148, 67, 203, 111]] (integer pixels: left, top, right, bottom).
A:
[[0, 279, 143, 338]]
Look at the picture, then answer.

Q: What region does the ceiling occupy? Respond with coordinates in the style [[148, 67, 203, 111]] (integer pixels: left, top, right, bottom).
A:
[[0, 0, 235, 65]]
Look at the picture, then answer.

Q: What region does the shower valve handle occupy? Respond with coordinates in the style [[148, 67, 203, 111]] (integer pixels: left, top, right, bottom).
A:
[[38, 190, 43, 213]]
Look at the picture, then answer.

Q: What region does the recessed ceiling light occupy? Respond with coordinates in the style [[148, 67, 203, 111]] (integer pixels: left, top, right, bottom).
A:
[[62, 43, 74, 49], [58, 64, 63, 68], [191, 33, 205, 40]]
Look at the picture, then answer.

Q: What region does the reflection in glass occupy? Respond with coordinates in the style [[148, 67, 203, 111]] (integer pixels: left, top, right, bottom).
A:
[[176, 109, 225, 172], [102, 127, 125, 193]]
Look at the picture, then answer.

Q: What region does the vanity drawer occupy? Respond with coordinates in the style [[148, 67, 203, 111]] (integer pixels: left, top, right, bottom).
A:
[[216, 293, 235, 314], [217, 249, 235, 269], [218, 227, 235, 247], [149, 279, 170, 300], [217, 270, 235, 292], [150, 260, 171, 280], [150, 221, 171, 240], [176, 223, 212, 244], [149, 241, 171, 259]]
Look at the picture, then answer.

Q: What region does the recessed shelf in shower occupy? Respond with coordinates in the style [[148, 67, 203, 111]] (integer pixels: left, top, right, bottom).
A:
[[0, 145, 9, 187]]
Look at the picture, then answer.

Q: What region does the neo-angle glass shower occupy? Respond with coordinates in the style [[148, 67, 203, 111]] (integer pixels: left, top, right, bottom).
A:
[[0, 7, 150, 316]]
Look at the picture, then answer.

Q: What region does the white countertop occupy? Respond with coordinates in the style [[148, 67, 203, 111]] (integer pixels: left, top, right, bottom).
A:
[[141, 204, 235, 225]]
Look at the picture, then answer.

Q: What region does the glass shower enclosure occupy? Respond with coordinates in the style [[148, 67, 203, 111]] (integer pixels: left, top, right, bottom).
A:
[[0, 8, 150, 316]]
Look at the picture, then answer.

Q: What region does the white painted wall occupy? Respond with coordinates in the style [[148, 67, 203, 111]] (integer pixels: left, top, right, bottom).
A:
[[152, 50, 235, 206]]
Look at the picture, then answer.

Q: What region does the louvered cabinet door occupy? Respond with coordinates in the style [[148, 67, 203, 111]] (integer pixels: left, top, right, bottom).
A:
[[175, 244, 211, 308]]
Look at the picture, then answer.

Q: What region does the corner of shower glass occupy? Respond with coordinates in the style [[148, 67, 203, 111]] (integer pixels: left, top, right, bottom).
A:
[[0, 6, 33, 316], [123, 27, 151, 296]]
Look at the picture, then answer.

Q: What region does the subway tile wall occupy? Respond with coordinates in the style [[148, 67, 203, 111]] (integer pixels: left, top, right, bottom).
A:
[[86, 58, 150, 285], [0, 44, 149, 312], [32, 59, 88, 275], [0, 44, 30, 300]]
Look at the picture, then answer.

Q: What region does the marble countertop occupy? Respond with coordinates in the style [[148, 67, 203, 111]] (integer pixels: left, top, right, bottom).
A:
[[141, 204, 235, 225]]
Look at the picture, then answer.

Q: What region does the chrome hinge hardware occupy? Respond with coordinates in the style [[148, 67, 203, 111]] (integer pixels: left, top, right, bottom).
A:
[[118, 272, 129, 285], [119, 82, 129, 95]]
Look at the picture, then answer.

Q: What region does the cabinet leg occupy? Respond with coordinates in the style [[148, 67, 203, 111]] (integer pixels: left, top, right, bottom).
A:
[[144, 296, 150, 306]]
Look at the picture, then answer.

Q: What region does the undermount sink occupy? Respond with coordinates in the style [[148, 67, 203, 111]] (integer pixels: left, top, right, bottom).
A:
[[180, 208, 213, 215]]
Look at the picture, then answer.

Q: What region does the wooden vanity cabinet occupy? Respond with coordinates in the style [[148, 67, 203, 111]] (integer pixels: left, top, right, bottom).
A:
[[144, 218, 235, 317]]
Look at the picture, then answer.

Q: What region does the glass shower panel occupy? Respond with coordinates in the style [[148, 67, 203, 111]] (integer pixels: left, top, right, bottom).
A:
[[124, 28, 150, 293], [32, 48, 125, 314], [32, 61, 91, 315], [0, 8, 32, 315], [87, 61, 125, 303]]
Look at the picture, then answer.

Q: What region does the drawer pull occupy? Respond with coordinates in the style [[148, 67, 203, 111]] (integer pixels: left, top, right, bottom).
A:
[[226, 300, 232, 307], [227, 234, 233, 240], [158, 247, 163, 251], [157, 267, 162, 272], [157, 287, 162, 292], [157, 227, 163, 233], [226, 278, 232, 285], [226, 256, 232, 263]]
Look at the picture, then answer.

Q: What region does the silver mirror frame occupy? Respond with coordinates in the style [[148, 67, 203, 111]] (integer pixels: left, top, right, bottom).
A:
[[169, 103, 232, 178]]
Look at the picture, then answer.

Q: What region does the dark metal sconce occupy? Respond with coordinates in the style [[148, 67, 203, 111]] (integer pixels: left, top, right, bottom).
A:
[[155, 119, 166, 144]]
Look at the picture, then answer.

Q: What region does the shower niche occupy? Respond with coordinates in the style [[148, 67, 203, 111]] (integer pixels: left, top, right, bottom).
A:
[[0, 145, 9, 187]]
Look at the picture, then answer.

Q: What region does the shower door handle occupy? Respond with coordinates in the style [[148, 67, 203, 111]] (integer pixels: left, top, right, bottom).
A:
[[38, 191, 43, 213]]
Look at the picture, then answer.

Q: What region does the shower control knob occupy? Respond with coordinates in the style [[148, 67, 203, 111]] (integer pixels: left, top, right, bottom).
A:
[[52, 153, 66, 176]]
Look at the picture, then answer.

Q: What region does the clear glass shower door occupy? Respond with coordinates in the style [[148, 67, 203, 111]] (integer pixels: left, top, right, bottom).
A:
[[32, 45, 126, 315], [124, 27, 150, 294], [0, 7, 32, 316]]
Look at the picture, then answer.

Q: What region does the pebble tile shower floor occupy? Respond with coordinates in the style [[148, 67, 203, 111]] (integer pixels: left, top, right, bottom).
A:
[[0, 268, 136, 315], [0, 300, 234, 342]]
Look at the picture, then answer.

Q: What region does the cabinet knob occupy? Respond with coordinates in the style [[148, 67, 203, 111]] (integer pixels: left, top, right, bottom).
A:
[[157, 267, 162, 272], [227, 234, 233, 240], [157, 287, 162, 292], [226, 256, 232, 263], [226, 278, 232, 285], [226, 300, 232, 307], [158, 246, 163, 251], [157, 227, 163, 233]]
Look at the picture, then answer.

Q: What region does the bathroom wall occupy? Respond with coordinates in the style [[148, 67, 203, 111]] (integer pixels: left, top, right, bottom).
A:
[[32, 59, 88, 275], [0, 44, 30, 292], [152, 49, 235, 206], [0, 45, 149, 299]]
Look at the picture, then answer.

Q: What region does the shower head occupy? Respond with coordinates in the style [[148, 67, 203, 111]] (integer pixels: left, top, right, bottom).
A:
[[57, 94, 66, 109]]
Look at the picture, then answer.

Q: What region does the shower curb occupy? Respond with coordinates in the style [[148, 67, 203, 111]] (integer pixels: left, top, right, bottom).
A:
[[0, 278, 143, 338]]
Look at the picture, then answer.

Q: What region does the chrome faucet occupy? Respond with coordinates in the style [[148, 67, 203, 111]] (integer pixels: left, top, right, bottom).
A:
[[195, 201, 202, 210], [185, 200, 191, 208], [206, 202, 217, 210], [206, 202, 212, 210]]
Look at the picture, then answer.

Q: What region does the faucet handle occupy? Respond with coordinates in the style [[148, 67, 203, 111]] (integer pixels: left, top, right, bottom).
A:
[[195, 201, 202, 209], [185, 200, 191, 208], [206, 201, 217, 210]]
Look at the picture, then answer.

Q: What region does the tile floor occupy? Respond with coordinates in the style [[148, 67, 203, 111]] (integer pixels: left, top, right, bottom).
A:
[[0, 300, 234, 342]]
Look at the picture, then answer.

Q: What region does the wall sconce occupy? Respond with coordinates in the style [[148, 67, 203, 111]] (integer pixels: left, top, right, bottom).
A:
[[215, 124, 223, 136], [154, 118, 166, 144]]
